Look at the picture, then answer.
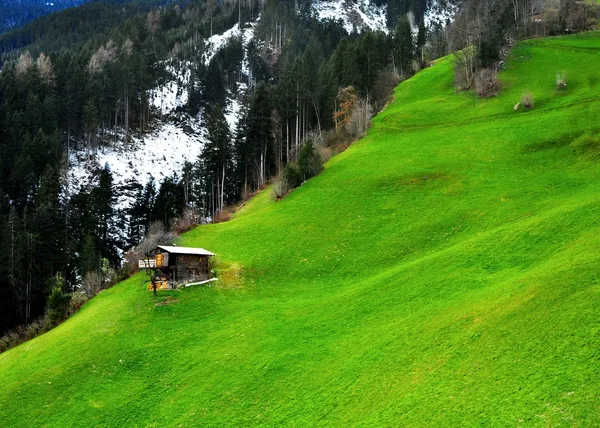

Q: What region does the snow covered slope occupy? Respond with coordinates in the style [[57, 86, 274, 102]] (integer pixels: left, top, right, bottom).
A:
[[312, 0, 387, 33], [69, 58, 204, 209]]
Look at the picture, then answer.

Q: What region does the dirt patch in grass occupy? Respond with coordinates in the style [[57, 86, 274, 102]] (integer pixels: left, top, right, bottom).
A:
[[400, 172, 449, 186], [155, 296, 179, 307], [521, 131, 587, 154], [215, 262, 245, 289], [375, 172, 453, 193], [570, 131, 600, 157]]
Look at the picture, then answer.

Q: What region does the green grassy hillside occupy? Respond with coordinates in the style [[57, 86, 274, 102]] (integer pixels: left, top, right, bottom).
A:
[[1, 33, 600, 426]]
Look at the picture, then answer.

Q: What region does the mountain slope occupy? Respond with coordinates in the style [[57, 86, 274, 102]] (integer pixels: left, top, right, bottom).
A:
[[0, 0, 84, 31], [1, 32, 600, 426]]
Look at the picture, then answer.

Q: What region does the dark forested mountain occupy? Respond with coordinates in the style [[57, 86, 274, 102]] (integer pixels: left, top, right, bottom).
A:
[[0, 0, 86, 32], [0, 0, 174, 54]]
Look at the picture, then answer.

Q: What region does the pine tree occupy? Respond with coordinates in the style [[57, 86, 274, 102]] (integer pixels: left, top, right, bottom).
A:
[[394, 15, 414, 77], [245, 85, 274, 188], [81, 234, 99, 275], [153, 175, 185, 228], [417, 20, 427, 65], [90, 164, 121, 266], [202, 58, 227, 110], [199, 105, 233, 216], [233, 99, 251, 198]]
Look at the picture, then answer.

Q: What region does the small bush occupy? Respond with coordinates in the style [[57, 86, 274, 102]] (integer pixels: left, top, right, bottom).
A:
[[213, 209, 233, 223], [0, 336, 9, 353], [283, 162, 302, 188], [70, 292, 89, 314], [174, 207, 199, 234], [272, 177, 291, 200], [556, 71, 567, 91], [47, 286, 71, 324], [411, 59, 422, 74], [82, 271, 103, 296], [346, 98, 372, 139], [272, 160, 314, 200], [475, 68, 501, 98], [316, 144, 333, 164], [0, 288, 93, 354], [371, 71, 402, 112], [0, 316, 52, 354], [521, 90, 535, 109], [453, 55, 475, 92], [298, 140, 323, 181], [25, 320, 43, 339]]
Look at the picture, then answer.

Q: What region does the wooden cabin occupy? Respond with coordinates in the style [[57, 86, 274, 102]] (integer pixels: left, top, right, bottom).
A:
[[140, 245, 215, 289]]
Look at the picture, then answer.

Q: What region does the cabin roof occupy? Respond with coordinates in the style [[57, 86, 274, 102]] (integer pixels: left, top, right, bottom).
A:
[[157, 245, 216, 257]]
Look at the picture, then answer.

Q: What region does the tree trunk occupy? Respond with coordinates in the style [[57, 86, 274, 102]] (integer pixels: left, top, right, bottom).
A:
[[114, 101, 118, 145], [125, 87, 130, 144], [286, 119, 290, 163], [221, 167, 226, 212], [295, 86, 299, 157]]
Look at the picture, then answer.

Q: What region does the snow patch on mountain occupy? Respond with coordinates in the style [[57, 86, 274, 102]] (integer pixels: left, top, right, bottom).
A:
[[204, 20, 257, 66], [312, 0, 387, 33], [225, 87, 244, 132], [150, 63, 191, 116], [424, 0, 458, 28]]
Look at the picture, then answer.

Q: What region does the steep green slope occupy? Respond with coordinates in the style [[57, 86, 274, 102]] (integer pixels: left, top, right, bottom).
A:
[[1, 33, 600, 426]]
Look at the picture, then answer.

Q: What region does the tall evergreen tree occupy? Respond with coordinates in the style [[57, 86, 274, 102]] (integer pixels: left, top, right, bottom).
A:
[[244, 84, 274, 188], [393, 14, 414, 77], [198, 105, 234, 216]]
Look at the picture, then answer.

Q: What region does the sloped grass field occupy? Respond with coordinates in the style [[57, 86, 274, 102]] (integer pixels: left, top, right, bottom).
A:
[[2, 33, 600, 426]]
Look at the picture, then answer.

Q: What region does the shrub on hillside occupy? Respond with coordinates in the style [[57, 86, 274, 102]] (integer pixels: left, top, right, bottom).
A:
[[412, 59, 422, 74], [556, 71, 567, 91], [272, 163, 301, 200], [47, 285, 71, 325], [213, 209, 233, 223], [316, 143, 333, 164], [371, 71, 402, 112], [82, 271, 104, 296], [283, 162, 302, 188], [475, 67, 501, 98], [174, 207, 199, 234], [521, 90, 535, 109], [346, 98, 373, 140], [0, 316, 53, 353], [272, 149, 325, 201], [452, 47, 476, 91], [272, 176, 291, 200], [69, 292, 89, 315], [298, 140, 323, 181], [1, 287, 91, 354]]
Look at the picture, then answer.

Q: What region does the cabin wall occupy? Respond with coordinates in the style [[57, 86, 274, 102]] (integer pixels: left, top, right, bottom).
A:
[[174, 255, 210, 282]]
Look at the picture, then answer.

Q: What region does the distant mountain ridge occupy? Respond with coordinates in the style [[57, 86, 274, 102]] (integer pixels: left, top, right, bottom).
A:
[[0, 0, 86, 31]]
